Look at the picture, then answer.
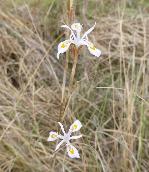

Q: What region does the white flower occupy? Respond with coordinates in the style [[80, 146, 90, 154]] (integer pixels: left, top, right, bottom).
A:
[[57, 22, 101, 59], [47, 120, 82, 159]]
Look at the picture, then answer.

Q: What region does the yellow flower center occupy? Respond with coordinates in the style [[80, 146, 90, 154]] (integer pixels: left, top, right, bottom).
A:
[[73, 124, 78, 130], [69, 148, 74, 154], [51, 134, 57, 138], [61, 43, 66, 48], [90, 46, 96, 51]]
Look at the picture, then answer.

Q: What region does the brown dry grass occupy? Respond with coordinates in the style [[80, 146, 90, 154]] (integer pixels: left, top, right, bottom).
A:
[[0, 0, 149, 172]]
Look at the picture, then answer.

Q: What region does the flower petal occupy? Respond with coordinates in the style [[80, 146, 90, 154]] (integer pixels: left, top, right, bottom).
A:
[[69, 120, 82, 132], [57, 134, 64, 140], [67, 144, 80, 158], [71, 23, 82, 39], [58, 122, 66, 135], [57, 40, 71, 59], [61, 24, 74, 33], [79, 39, 88, 46], [70, 135, 82, 140], [87, 41, 101, 57], [55, 140, 64, 151], [82, 22, 96, 39], [71, 23, 82, 32], [61, 25, 76, 40], [47, 131, 59, 142]]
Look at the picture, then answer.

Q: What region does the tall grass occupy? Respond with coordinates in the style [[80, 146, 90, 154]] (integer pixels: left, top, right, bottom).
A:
[[0, 0, 149, 171]]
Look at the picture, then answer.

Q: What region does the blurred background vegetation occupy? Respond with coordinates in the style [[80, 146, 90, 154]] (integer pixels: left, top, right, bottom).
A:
[[0, 0, 149, 172]]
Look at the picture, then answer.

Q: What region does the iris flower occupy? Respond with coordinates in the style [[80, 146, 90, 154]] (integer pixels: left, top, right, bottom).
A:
[[57, 22, 101, 59], [47, 120, 82, 159]]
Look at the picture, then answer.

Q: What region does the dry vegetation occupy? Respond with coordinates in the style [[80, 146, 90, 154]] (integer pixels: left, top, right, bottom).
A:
[[0, 0, 149, 172]]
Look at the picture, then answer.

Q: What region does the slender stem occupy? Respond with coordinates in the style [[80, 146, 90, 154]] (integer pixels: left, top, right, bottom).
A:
[[53, 0, 76, 167], [59, 56, 68, 121], [59, 0, 75, 122], [67, 0, 74, 23], [59, 48, 78, 122], [69, 47, 78, 89], [59, 47, 78, 122]]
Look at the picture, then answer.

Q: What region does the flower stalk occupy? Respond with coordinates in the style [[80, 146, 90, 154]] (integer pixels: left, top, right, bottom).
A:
[[48, 0, 102, 159], [69, 47, 78, 89], [67, 0, 74, 23]]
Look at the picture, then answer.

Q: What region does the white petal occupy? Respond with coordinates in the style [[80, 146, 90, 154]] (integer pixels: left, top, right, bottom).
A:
[[61, 25, 76, 39], [58, 122, 66, 135], [55, 140, 64, 151], [82, 22, 96, 39], [79, 39, 88, 46], [71, 23, 82, 32], [67, 144, 80, 159], [71, 23, 82, 39], [57, 40, 71, 59], [57, 134, 64, 139], [61, 24, 74, 33], [87, 41, 101, 57], [69, 120, 82, 132], [70, 135, 82, 140], [47, 131, 58, 142]]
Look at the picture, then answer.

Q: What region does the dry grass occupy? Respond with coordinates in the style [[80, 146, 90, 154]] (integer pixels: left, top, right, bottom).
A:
[[0, 0, 149, 172]]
